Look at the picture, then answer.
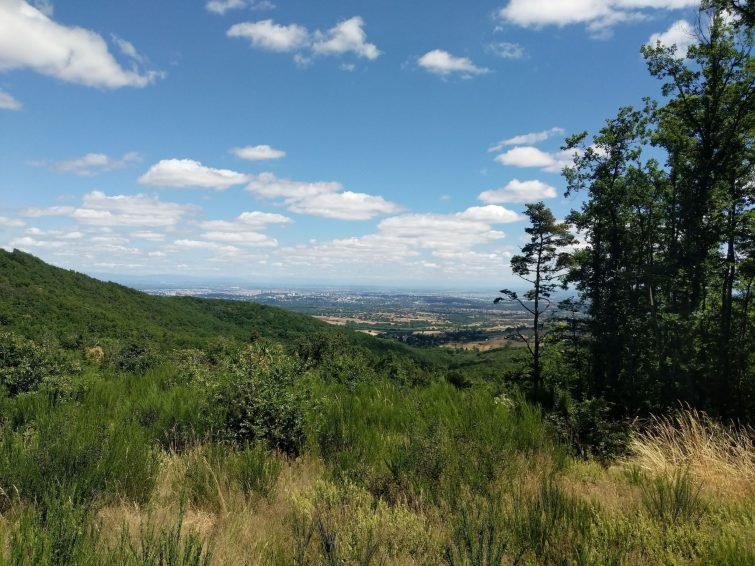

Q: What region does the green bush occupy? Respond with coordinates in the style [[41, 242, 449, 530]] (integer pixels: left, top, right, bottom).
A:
[[218, 341, 307, 455], [0, 332, 78, 396]]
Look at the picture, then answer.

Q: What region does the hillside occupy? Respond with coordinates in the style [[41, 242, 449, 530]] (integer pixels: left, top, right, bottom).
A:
[[0, 249, 420, 356]]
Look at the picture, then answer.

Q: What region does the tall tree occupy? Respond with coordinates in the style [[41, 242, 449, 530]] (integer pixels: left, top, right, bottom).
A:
[[643, 6, 755, 412], [496, 203, 575, 391]]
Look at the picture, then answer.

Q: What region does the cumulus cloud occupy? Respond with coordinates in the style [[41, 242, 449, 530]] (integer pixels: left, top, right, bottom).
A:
[[246, 172, 341, 200], [227, 19, 309, 52], [231, 144, 286, 160], [228, 16, 381, 63], [494, 146, 578, 173], [0, 89, 21, 110], [20, 205, 75, 217], [311, 17, 380, 60], [274, 204, 518, 275], [19, 192, 195, 229], [201, 211, 290, 231], [30, 152, 141, 176], [478, 179, 558, 204], [206, 0, 274, 14], [648, 19, 696, 53], [499, 0, 698, 36], [111, 34, 142, 62], [487, 42, 525, 59], [489, 127, 565, 152], [287, 191, 402, 220], [417, 50, 489, 77], [0, 216, 25, 228], [245, 172, 401, 220], [131, 231, 166, 241], [71, 191, 197, 228], [139, 159, 249, 190], [0, 0, 161, 88], [199, 211, 292, 240]]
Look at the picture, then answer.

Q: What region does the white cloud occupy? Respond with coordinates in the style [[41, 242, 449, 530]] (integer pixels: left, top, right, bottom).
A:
[[30, 151, 141, 176], [207, 0, 245, 14], [0, 0, 161, 88], [139, 159, 249, 190], [227, 20, 309, 52], [228, 16, 381, 63], [487, 42, 525, 59], [418, 49, 490, 77], [206, 0, 274, 14], [231, 144, 286, 160], [287, 191, 402, 220], [246, 172, 341, 200], [458, 205, 521, 223], [274, 204, 518, 273], [20, 205, 75, 217], [311, 17, 380, 60], [111, 34, 142, 62], [489, 127, 565, 152], [478, 179, 558, 204], [131, 231, 165, 241], [199, 211, 292, 231], [245, 172, 401, 220], [0, 216, 25, 228], [193, 210, 291, 248], [200, 231, 278, 246], [499, 0, 698, 36], [0, 89, 21, 110], [71, 191, 197, 228], [494, 146, 578, 173], [648, 19, 696, 53], [30, 0, 52, 16]]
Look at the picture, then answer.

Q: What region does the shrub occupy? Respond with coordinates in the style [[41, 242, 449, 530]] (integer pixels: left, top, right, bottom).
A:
[[218, 341, 307, 455], [0, 332, 78, 396], [110, 340, 159, 374]]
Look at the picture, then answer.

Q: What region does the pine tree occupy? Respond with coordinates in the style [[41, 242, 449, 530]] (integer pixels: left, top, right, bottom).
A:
[[496, 203, 576, 391]]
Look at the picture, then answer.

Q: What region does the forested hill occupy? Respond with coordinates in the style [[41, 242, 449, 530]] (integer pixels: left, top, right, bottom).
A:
[[0, 249, 408, 356]]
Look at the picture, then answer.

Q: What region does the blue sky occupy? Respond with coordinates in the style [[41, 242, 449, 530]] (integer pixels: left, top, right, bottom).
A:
[[0, 0, 700, 287]]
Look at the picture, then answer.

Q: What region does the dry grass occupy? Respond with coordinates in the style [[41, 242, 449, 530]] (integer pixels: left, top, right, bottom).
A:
[[626, 407, 755, 498], [96, 450, 328, 565]]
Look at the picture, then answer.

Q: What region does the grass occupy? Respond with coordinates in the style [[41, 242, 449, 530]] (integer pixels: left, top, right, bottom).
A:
[[1, 358, 753, 563], [628, 407, 755, 499]]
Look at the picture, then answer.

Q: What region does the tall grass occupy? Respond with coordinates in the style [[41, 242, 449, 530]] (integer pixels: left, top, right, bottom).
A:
[[629, 407, 755, 497], [309, 380, 563, 505], [641, 468, 704, 524]]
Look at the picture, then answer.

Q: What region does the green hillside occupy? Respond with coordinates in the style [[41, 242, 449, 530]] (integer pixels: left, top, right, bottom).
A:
[[0, 249, 352, 345]]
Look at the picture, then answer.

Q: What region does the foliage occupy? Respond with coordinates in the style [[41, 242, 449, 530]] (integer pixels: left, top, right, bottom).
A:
[[0, 332, 79, 396], [217, 340, 308, 455], [560, 5, 755, 419], [496, 202, 576, 390]]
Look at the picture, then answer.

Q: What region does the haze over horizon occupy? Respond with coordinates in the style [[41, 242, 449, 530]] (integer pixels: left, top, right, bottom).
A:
[[0, 0, 701, 287]]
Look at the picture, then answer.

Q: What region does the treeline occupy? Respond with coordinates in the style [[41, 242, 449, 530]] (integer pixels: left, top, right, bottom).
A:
[[507, 2, 755, 420]]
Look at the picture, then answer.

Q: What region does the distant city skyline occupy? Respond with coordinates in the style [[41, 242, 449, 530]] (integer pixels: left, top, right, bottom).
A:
[[0, 0, 701, 287]]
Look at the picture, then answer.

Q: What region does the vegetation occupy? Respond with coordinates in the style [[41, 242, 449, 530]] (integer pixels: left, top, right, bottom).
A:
[[1, 1, 754, 563]]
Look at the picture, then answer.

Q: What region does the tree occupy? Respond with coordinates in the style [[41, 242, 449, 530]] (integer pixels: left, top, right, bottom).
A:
[[560, 2, 755, 417], [495, 203, 576, 390]]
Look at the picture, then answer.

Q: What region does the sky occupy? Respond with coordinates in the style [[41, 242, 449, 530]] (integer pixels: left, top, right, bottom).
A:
[[0, 0, 702, 288]]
